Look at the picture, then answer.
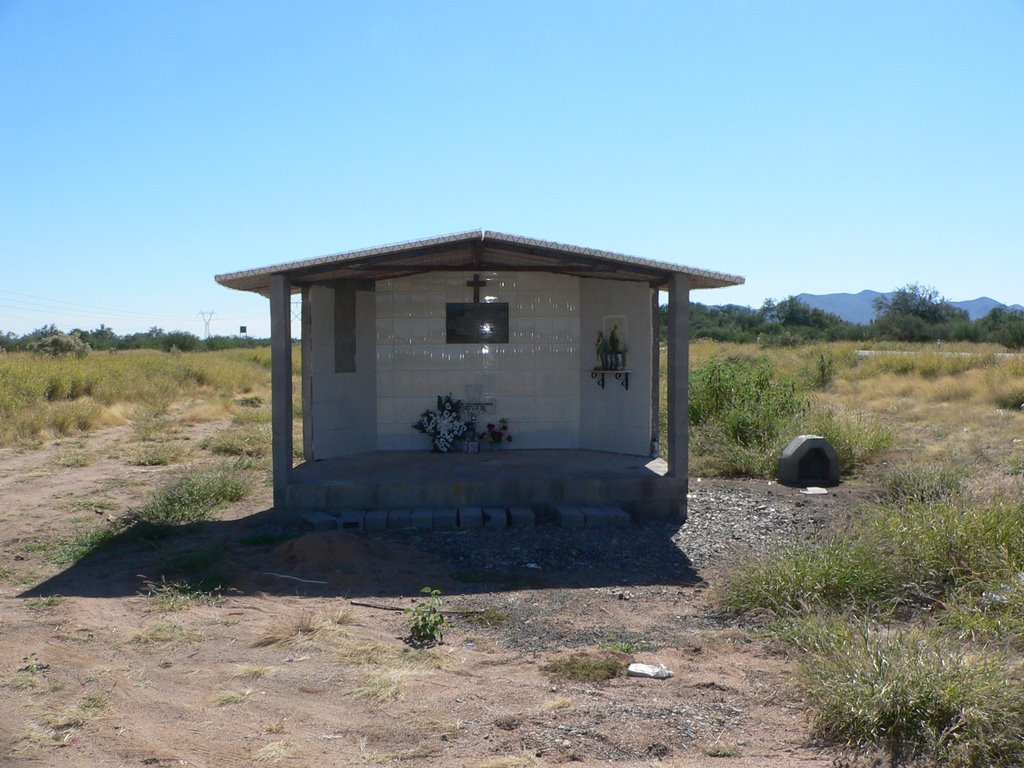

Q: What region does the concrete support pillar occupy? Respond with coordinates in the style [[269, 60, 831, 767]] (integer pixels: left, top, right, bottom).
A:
[[300, 286, 312, 461], [270, 274, 294, 509], [666, 274, 689, 482], [650, 288, 661, 454]]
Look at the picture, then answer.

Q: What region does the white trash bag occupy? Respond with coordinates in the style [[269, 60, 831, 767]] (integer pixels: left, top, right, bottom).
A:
[[626, 663, 673, 679]]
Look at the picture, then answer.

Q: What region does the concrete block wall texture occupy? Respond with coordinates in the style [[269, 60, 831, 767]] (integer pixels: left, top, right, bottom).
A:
[[376, 271, 582, 451]]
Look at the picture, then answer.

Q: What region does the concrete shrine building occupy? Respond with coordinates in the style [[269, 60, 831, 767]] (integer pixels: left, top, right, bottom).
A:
[[216, 230, 743, 521]]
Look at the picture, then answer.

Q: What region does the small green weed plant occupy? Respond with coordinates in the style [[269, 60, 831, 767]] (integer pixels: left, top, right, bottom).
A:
[[406, 587, 447, 646]]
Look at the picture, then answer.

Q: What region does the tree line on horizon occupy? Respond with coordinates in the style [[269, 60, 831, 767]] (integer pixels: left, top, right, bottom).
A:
[[667, 283, 1024, 349], [0, 324, 268, 354], [3, 284, 1023, 355]]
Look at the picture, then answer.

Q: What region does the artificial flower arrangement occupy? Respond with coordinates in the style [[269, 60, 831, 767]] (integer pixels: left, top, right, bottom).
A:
[[412, 394, 468, 453], [479, 417, 511, 446]]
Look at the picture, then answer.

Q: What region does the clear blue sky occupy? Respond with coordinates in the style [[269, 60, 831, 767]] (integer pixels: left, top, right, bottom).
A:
[[2, 1, 1021, 338]]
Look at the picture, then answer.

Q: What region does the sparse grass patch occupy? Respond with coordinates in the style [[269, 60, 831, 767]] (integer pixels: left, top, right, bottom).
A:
[[252, 610, 352, 648], [133, 464, 248, 526], [144, 577, 222, 612], [541, 651, 627, 683], [128, 441, 186, 466], [212, 688, 253, 706], [78, 694, 108, 711], [461, 606, 508, 628], [541, 697, 572, 711], [232, 664, 275, 680], [350, 669, 407, 702], [43, 523, 120, 565], [599, 639, 647, 654], [69, 498, 116, 515], [705, 745, 742, 758], [24, 595, 63, 610], [200, 424, 270, 458], [55, 447, 90, 468], [133, 619, 199, 645], [253, 740, 291, 763]]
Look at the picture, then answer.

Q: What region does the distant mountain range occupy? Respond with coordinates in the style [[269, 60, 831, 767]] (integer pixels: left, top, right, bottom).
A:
[[795, 291, 1024, 325]]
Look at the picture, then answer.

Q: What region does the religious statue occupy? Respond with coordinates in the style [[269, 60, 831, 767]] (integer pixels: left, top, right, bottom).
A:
[[595, 331, 609, 370], [608, 324, 622, 370]]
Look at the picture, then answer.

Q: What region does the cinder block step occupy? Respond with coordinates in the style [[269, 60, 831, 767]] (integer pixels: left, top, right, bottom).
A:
[[458, 507, 484, 529], [302, 511, 337, 531], [337, 511, 366, 531], [482, 507, 508, 529], [433, 508, 458, 530], [580, 506, 631, 528], [387, 509, 412, 530], [555, 506, 585, 528], [363, 509, 388, 531], [508, 507, 535, 527], [411, 508, 435, 529]]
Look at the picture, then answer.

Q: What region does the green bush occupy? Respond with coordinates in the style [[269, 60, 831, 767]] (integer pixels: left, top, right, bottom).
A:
[[688, 357, 809, 476], [26, 332, 91, 358]]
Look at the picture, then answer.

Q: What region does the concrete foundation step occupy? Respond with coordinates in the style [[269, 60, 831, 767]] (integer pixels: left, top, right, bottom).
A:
[[302, 505, 632, 532], [302, 506, 536, 533], [555, 505, 631, 528]]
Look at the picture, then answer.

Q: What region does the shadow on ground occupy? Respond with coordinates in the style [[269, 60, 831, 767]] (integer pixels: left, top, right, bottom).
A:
[[21, 507, 701, 600]]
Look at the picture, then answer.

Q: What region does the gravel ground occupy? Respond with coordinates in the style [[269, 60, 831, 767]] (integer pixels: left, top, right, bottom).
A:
[[421, 477, 833, 578]]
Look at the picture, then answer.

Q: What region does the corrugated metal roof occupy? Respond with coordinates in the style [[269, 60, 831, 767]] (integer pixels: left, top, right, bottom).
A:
[[215, 229, 745, 294]]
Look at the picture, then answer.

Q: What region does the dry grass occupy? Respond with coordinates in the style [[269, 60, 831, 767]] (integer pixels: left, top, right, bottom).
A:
[[232, 664, 275, 680], [212, 687, 253, 706], [252, 610, 353, 648], [338, 638, 449, 703], [253, 740, 292, 763], [0, 348, 272, 446], [133, 619, 199, 645]]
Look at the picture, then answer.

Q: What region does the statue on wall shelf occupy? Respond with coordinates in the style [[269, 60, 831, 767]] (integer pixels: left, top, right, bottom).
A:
[[595, 331, 609, 371]]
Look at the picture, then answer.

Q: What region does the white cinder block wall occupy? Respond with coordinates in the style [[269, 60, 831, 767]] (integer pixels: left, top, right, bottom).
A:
[[308, 284, 378, 457], [375, 272, 582, 450], [579, 279, 654, 457], [307, 272, 653, 457]]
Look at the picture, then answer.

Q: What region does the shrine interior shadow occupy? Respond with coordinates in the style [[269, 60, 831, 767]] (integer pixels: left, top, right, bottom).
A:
[[21, 507, 702, 601]]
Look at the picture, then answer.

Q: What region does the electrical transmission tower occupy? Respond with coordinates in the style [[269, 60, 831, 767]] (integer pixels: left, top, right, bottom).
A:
[[198, 310, 215, 338]]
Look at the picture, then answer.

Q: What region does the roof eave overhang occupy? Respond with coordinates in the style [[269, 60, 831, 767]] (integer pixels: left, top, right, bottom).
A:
[[215, 230, 745, 296]]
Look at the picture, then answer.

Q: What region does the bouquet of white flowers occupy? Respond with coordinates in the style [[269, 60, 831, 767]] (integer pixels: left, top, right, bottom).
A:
[[412, 394, 468, 453]]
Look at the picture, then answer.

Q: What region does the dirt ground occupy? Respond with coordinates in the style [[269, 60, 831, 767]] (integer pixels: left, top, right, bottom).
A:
[[0, 423, 849, 768]]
